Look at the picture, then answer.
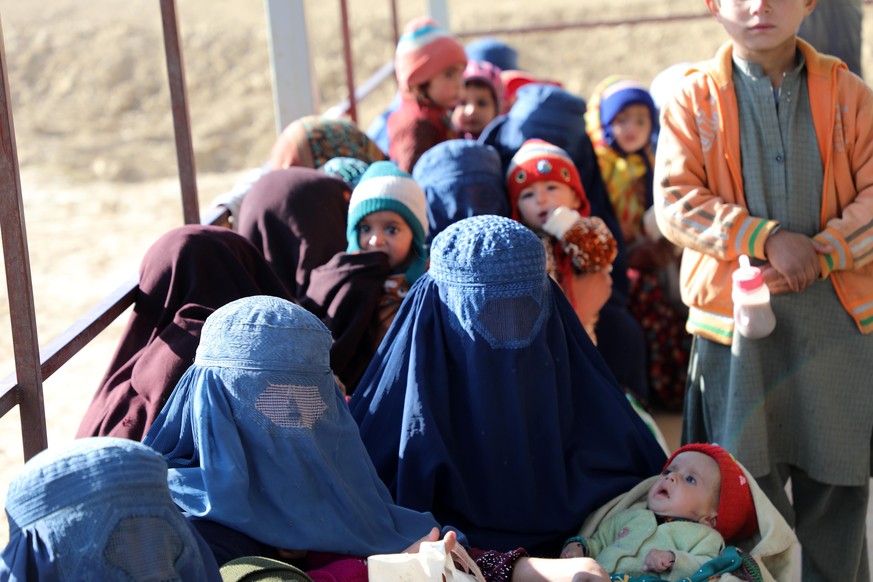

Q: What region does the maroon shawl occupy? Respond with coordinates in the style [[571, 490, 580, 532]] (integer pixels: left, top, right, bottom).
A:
[[302, 251, 393, 394], [236, 168, 350, 300], [76, 224, 292, 441]]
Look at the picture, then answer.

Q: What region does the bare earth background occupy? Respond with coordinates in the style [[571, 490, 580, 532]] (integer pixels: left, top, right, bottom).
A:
[[0, 0, 871, 553]]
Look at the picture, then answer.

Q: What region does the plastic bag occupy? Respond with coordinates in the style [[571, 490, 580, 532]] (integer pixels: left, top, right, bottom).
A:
[[367, 540, 486, 581]]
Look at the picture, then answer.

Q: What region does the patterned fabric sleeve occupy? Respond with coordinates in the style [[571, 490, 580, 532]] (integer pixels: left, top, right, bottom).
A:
[[468, 547, 529, 582]]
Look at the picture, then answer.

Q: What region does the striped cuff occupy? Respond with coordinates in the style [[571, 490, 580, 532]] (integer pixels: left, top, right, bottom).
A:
[[814, 227, 851, 279], [736, 217, 779, 261]]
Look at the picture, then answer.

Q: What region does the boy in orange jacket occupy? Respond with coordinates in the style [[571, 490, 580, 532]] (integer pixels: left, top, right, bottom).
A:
[[653, 0, 873, 579]]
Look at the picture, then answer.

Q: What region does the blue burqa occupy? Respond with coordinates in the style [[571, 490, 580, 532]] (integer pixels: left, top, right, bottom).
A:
[[412, 139, 510, 242], [143, 295, 445, 558], [350, 215, 666, 554], [1, 437, 220, 581]]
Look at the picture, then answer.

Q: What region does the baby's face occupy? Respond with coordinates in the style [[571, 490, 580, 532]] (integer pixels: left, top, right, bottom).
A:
[[646, 451, 719, 526], [515, 180, 580, 230]]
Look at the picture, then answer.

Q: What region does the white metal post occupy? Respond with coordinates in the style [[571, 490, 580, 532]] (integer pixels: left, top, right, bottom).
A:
[[264, 0, 320, 135], [428, 0, 450, 28]]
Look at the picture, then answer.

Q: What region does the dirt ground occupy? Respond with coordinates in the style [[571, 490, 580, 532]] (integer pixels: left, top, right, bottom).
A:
[[0, 0, 871, 554]]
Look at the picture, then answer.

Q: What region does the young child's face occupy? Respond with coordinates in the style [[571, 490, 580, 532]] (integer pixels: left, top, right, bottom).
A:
[[705, 0, 816, 61], [423, 64, 465, 109], [451, 81, 498, 137], [646, 451, 719, 527], [516, 180, 580, 230], [357, 210, 414, 270], [611, 104, 653, 154]]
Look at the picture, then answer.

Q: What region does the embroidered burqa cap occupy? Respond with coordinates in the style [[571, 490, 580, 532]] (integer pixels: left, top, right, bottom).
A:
[[350, 215, 666, 553], [0, 437, 220, 581], [143, 295, 445, 557]]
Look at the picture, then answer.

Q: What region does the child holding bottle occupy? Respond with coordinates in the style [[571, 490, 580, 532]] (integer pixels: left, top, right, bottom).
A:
[[507, 139, 617, 343], [654, 0, 873, 577]]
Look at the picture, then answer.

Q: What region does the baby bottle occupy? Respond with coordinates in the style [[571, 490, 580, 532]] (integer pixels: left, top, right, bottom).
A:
[[731, 255, 776, 340]]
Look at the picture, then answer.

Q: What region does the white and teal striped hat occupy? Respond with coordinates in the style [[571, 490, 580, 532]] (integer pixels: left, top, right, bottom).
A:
[[346, 161, 429, 282]]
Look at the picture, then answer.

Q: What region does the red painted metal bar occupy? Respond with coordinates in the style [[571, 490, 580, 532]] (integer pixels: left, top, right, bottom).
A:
[[339, 0, 358, 123], [389, 0, 399, 47], [0, 14, 49, 458], [0, 277, 138, 417], [0, 3, 228, 460], [160, 0, 200, 225], [0, 205, 230, 422], [454, 11, 711, 38]]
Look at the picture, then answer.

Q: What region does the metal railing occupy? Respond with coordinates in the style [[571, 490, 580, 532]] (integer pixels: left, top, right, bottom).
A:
[[0, 0, 210, 460]]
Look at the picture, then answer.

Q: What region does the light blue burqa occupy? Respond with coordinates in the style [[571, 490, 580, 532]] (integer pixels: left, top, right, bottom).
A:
[[143, 295, 445, 557], [0, 437, 220, 581]]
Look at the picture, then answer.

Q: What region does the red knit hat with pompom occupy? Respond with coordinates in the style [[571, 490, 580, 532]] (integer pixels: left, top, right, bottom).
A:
[[506, 139, 589, 220], [665, 443, 758, 543]]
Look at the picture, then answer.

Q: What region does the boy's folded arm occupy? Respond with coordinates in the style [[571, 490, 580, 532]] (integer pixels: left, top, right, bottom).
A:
[[654, 107, 778, 262]]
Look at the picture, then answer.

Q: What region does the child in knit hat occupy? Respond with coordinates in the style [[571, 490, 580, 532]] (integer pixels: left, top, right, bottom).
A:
[[507, 138, 617, 343], [561, 443, 758, 580], [586, 75, 689, 411], [451, 60, 503, 140], [387, 16, 467, 173], [303, 161, 429, 394]]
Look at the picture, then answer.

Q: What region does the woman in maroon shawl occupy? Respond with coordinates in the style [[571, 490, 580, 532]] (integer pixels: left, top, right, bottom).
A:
[[235, 167, 351, 301], [77, 224, 292, 441]]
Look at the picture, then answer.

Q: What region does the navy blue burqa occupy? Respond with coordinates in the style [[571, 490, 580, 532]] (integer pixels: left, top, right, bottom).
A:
[[350, 215, 666, 554]]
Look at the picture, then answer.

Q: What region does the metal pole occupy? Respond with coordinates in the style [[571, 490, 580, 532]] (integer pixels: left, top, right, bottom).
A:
[[264, 0, 319, 134], [339, 0, 357, 123], [428, 0, 449, 28], [0, 13, 48, 459], [159, 0, 200, 225], [389, 0, 399, 47]]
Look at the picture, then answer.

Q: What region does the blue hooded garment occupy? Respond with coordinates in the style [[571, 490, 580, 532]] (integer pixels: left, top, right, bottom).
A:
[[349, 215, 666, 554], [0, 437, 221, 581], [464, 37, 519, 72], [412, 139, 509, 242], [143, 295, 446, 559]]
